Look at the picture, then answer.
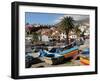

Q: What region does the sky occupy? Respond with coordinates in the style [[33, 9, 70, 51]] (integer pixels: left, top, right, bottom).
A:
[[25, 12, 89, 25]]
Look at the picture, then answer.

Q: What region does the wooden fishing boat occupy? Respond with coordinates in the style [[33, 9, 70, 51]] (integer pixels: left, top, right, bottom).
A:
[[59, 46, 79, 58], [80, 48, 90, 65], [39, 46, 79, 65], [80, 56, 90, 65]]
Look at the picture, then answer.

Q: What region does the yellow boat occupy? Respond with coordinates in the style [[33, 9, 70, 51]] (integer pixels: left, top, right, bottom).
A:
[[80, 56, 90, 65]]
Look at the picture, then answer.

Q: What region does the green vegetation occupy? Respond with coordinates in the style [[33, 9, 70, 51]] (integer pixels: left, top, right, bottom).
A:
[[58, 17, 74, 44], [32, 32, 39, 43], [74, 25, 81, 39]]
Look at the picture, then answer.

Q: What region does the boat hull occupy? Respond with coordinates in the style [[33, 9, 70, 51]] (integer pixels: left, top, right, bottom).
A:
[[43, 56, 64, 65], [64, 50, 79, 58], [80, 57, 90, 65]]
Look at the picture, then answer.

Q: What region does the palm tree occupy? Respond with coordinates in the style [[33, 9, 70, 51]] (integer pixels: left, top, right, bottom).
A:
[[58, 16, 74, 44]]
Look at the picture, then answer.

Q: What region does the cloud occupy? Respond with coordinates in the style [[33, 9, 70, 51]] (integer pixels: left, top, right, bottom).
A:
[[53, 14, 89, 24], [53, 19, 61, 24], [64, 14, 89, 21]]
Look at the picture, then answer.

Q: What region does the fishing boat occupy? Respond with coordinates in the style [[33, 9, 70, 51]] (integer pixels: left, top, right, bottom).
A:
[[39, 45, 79, 64], [80, 56, 90, 65], [80, 48, 90, 65], [59, 46, 79, 58], [81, 48, 89, 55]]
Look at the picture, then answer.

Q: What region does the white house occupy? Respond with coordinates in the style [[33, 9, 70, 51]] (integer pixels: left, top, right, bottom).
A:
[[25, 35, 33, 40], [41, 35, 49, 42], [60, 33, 66, 40], [79, 25, 89, 36]]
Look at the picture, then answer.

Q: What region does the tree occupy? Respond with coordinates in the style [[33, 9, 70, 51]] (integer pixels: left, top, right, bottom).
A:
[[32, 32, 39, 44], [74, 25, 81, 39], [58, 16, 74, 44]]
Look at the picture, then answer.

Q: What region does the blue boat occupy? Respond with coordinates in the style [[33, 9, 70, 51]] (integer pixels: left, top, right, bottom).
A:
[[39, 46, 79, 64], [39, 46, 78, 57], [82, 48, 89, 54]]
